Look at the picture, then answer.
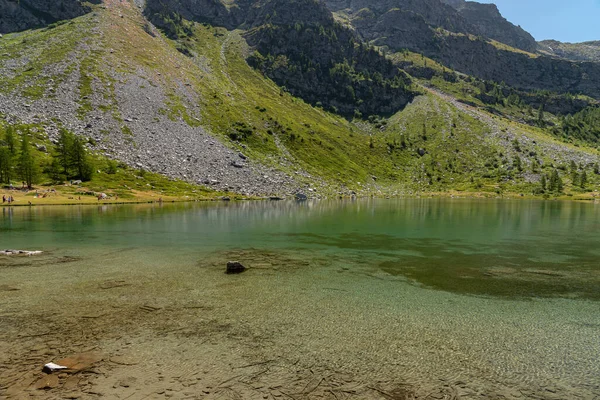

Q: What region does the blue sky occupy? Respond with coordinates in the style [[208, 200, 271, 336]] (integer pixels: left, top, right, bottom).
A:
[[478, 0, 599, 43]]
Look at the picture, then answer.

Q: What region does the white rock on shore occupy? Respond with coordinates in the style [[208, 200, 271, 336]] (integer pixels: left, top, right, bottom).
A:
[[1, 250, 43, 256]]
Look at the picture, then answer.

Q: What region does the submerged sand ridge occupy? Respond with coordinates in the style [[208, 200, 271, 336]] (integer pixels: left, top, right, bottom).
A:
[[1, 200, 599, 399]]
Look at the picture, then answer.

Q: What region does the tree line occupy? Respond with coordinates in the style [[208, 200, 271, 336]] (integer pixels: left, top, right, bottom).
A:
[[0, 126, 94, 189]]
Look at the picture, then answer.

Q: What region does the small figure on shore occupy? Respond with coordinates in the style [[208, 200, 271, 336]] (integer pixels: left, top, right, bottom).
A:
[[2, 195, 5, 203]]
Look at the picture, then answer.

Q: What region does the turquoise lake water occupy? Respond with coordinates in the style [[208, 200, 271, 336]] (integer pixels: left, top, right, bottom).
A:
[[1, 199, 599, 398]]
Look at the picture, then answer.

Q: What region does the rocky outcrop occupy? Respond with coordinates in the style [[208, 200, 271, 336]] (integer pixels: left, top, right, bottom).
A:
[[326, 0, 537, 53], [539, 40, 600, 63], [144, 0, 246, 31], [440, 0, 538, 52], [351, 8, 440, 54], [434, 35, 600, 99], [0, 0, 97, 33], [452, 2, 538, 53], [326, 0, 473, 34]]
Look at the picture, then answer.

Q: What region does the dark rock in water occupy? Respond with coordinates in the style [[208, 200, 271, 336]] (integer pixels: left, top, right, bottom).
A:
[[226, 261, 246, 274], [295, 193, 307, 201], [269, 196, 283, 201], [221, 196, 231, 201]]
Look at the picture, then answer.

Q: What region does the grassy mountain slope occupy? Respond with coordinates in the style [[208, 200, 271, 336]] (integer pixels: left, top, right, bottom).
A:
[[1, 0, 599, 200]]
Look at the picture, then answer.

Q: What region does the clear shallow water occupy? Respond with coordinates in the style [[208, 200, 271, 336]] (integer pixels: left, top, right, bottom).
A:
[[1, 199, 600, 397], [2, 199, 600, 299]]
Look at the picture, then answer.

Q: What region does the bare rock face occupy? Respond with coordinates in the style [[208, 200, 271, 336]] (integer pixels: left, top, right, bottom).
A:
[[144, 0, 245, 30], [0, 0, 99, 33], [539, 40, 600, 63], [326, 0, 473, 34], [453, 2, 538, 53]]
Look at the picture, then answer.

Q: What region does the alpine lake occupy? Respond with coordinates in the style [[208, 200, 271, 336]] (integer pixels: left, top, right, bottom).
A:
[[1, 199, 599, 399]]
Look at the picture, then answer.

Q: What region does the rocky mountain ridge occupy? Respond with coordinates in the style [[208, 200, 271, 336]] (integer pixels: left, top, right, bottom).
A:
[[444, 0, 538, 53], [539, 40, 600, 62], [321, 0, 600, 99], [0, 0, 99, 33], [326, 0, 538, 53]]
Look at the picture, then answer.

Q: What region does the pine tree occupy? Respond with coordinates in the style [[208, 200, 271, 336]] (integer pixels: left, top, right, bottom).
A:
[[513, 156, 522, 172], [17, 136, 39, 189], [580, 170, 587, 189], [56, 128, 74, 177], [570, 160, 579, 186], [5, 126, 16, 154], [540, 174, 547, 191], [71, 137, 94, 181], [572, 172, 579, 187], [48, 157, 64, 182], [0, 146, 12, 184], [537, 104, 545, 127], [549, 170, 563, 193]]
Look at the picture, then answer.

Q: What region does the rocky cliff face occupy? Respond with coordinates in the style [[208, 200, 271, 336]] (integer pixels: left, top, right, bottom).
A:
[[326, 0, 473, 34], [0, 0, 97, 33], [326, 0, 537, 53], [452, 2, 538, 52], [539, 40, 600, 62], [435, 35, 600, 99], [144, 0, 246, 30]]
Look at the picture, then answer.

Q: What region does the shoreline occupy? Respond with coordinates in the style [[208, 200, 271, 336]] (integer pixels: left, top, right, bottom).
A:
[[2, 190, 598, 208]]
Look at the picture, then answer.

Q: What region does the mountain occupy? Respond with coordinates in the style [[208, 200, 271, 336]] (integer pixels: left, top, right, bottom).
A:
[[0, 0, 599, 200], [539, 40, 600, 62], [440, 0, 538, 52], [324, 0, 600, 99], [0, 0, 99, 33]]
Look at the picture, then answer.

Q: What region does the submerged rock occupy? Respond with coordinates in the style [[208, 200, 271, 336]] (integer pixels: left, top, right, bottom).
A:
[[226, 261, 247, 274]]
